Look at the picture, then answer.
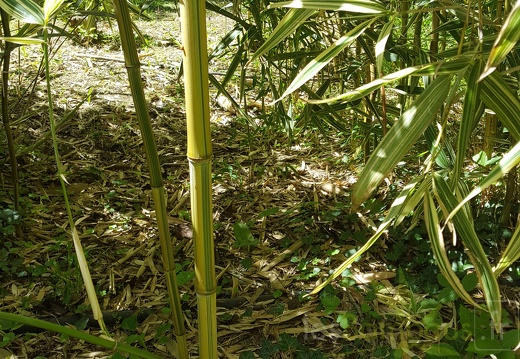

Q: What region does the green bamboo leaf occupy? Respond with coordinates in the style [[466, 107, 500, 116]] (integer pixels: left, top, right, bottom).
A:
[[451, 60, 483, 187], [394, 175, 430, 227], [208, 73, 253, 126], [205, 1, 251, 29], [480, 0, 520, 80], [0, 0, 44, 24], [43, 0, 66, 23], [439, 0, 496, 26], [270, 0, 387, 13], [351, 75, 451, 211], [493, 223, 520, 277], [446, 140, 520, 222], [249, 8, 315, 63], [479, 71, 520, 140], [433, 173, 502, 330], [375, 18, 394, 74], [0, 36, 44, 45], [308, 58, 470, 104], [278, 20, 373, 102], [424, 191, 483, 308]]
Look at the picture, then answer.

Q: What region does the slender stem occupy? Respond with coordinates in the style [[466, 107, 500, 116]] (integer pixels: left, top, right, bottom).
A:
[[0, 312, 162, 359], [42, 23, 108, 336], [0, 9, 21, 237], [111, 2, 189, 357]]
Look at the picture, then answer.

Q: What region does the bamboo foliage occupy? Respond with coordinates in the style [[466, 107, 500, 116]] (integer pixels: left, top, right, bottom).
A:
[[424, 190, 484, 309], [249, 0, 520, 328], [180, 0, 218, 357], [350, 75, 451, 210], [111, 1, 190, 357], [480, 0, 520, 80]]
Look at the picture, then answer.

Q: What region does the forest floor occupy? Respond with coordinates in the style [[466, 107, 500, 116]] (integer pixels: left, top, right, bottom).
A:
[[0, 5, 518, 359]]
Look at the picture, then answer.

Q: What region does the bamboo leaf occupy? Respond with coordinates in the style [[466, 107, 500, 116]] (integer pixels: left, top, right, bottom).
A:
[[0, 0, 44, 24], [493, 223, 520, 277], [308, 58, 470, 104], [451, 60, 483, 187], [208, 73, 254, 126], [424, 191, 483, 308], [446, 140, 520, 222], [270, 0, 387, 13], [249, 8, 315, 63], [480, 0, 520, 80], [43, 0, 65, 23], [71, 228, 104, 323], [205, 0, 251, 29], [0, 35, 44, 45], [433, 173, 502, 330], [394, 175, 430, 227], [479, 71, 520, 140], [278, 20, 372, 102], [375, 18, 394, 74], [351, 75, 451, 211]]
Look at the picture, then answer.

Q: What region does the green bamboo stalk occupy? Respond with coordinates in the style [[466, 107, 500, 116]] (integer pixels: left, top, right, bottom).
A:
[[111, 2, 189, 358], [0, 311, 162, 359], [0, 9, 22, 237], [180, 0, 217, 357]]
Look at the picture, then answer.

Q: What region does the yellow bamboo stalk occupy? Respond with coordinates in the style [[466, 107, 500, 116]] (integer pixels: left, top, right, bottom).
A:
[[111, 1, 189, 357], [180, 0, 217, 357]]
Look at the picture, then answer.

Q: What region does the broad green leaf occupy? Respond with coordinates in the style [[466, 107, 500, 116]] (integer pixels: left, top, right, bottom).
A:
[[479, 71, 520, 140], [0, 36, 44, 45], [493, 222, 520, 277], [351, 75, 451, 211], [375, 18, 394, 74], [425, 343, 462, 358], [249, 8, 315, 63], [451, 60, 483, 188], [424, 191, 483, 309], [480, 0, 520, 80], [270, 0, 387, 13], [309, 58, 470, 104], [433, 174, 501, 331], [278, 19, 373, 102], [0, 0, 44, 24], [233, 222, 259, 248], [43, 0, 66, 23], [446, 140, 520, 222], [424, 125, 453, 170]]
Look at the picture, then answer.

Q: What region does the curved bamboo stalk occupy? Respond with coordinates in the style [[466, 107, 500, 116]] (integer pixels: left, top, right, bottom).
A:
[[111, 1, 189, 357], [180, 0, 217, 357]]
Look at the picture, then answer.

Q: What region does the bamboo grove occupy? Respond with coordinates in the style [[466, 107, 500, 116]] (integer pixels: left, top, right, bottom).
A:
[[0, 0, 518, 357]]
